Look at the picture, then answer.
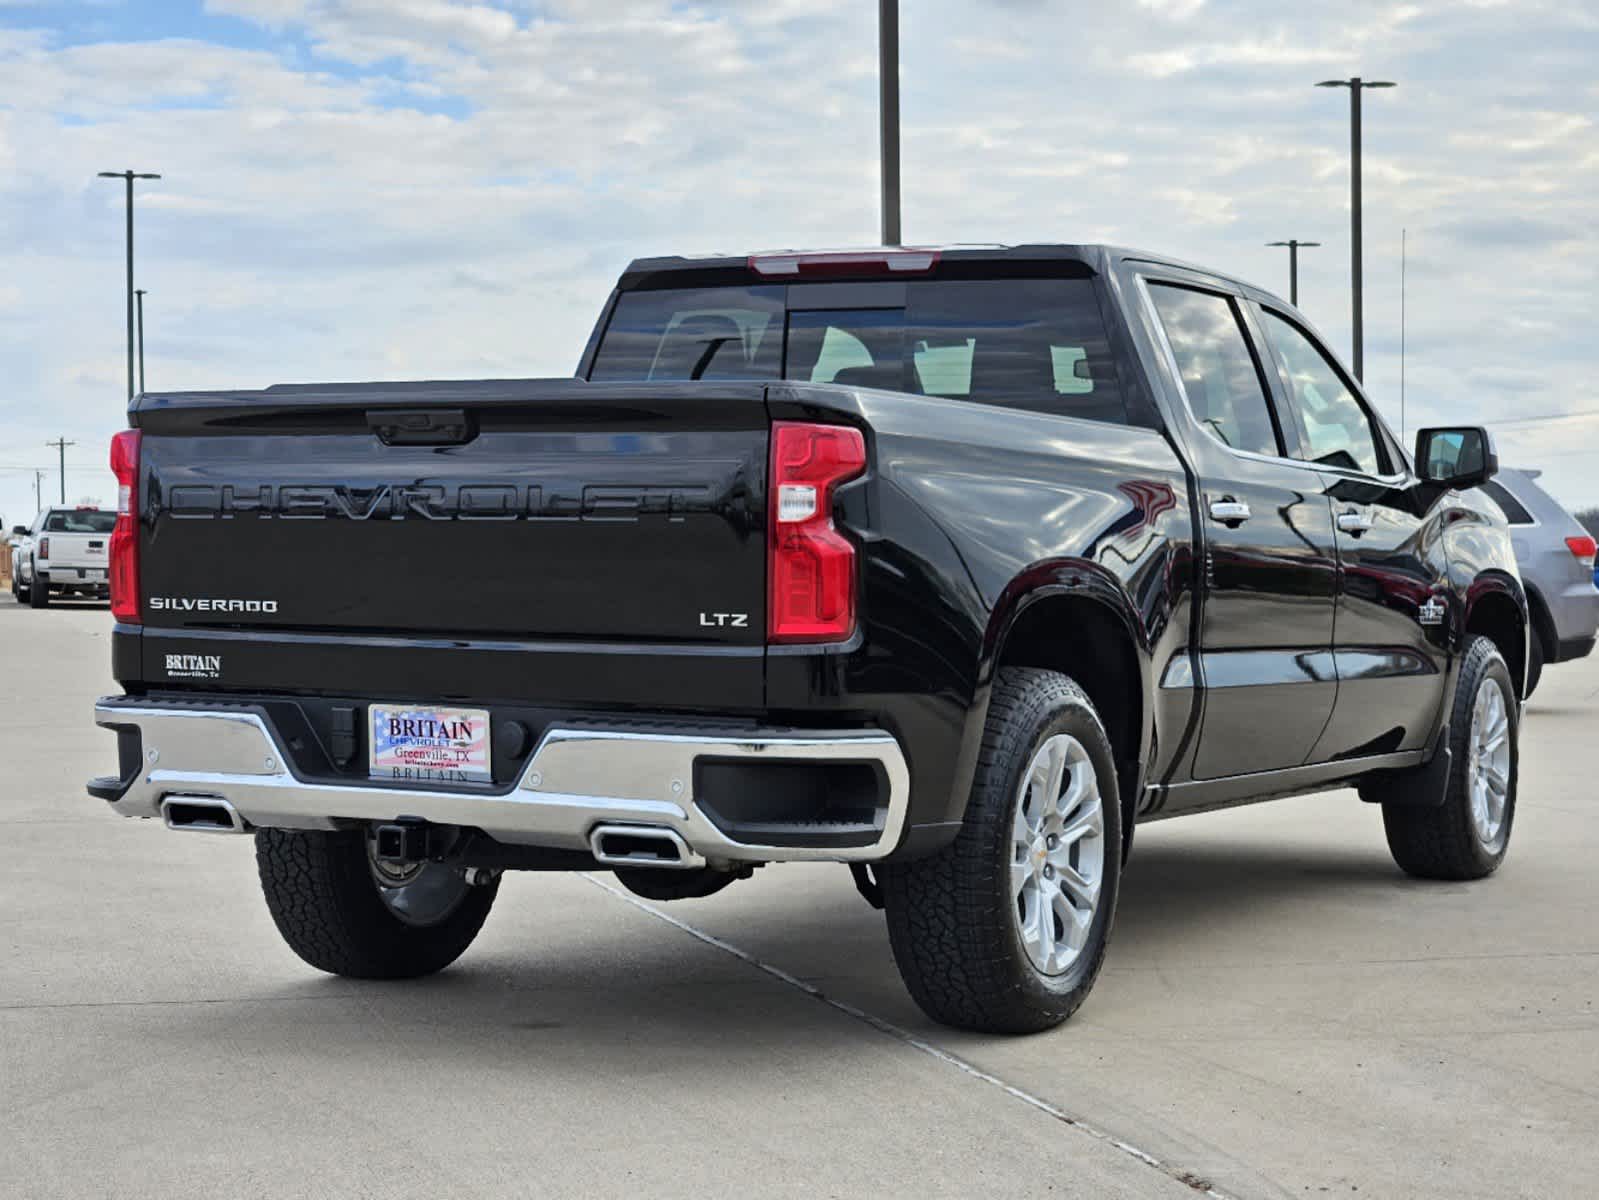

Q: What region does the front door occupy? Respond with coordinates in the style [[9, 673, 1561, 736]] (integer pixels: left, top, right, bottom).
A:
[[1252, 306, 1452, 757], [1143, 281, 1340, 780]]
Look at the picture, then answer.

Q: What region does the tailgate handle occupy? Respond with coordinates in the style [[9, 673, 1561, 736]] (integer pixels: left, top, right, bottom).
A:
[[367, 408, 476, 446]]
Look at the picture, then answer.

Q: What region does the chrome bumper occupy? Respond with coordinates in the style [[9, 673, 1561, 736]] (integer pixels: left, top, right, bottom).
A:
[[93, 702, 911, 864]]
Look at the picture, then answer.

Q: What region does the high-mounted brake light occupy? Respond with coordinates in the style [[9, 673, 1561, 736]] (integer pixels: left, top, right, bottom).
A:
[[748, 249, 942, 278], [768, 422, 867, 644], [1566, 535, 1597, 568], [109, 430, 141, 623]]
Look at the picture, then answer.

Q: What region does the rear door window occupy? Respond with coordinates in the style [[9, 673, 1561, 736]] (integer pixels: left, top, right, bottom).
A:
[[1146, 284, 1281, 457]]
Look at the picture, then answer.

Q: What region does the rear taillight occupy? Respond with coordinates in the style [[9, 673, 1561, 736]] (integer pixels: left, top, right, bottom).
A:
[[109, 430, 141, 623], [768, 422, 867, 644], [38, 537, 49, 559], [1566, 535, 1597, 568]]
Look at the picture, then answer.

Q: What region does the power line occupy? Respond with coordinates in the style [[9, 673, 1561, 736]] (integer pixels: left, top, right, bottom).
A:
[[1487, 409, 1599, 429]]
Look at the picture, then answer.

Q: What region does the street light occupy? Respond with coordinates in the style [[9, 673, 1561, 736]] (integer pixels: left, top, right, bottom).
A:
[[97, 170, 161, 404], [1315, 78, 1394, 382], [1266, 240, 1322, 307], [879, 0, 900, 246], [135, 289, 147, 395]]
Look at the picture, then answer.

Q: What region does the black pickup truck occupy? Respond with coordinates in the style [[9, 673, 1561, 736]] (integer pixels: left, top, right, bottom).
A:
[[90, 245, 1526, 1034]]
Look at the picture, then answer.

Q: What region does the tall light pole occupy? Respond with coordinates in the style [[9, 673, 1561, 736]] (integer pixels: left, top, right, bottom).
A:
[[135, 289, 147, 395], [1315, 78, 1394, 382], [878, 0, 901, 246], [1266, 239, 1321, 307], [96, 170, 161, 404]]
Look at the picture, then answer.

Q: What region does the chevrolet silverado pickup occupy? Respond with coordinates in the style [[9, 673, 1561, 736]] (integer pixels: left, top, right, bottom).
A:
[[89, 245, 1527, 1034], [13, 506, 115, 607]]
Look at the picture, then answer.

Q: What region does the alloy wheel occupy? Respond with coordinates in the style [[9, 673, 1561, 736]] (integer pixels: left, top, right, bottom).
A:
[[1010, 733, 1106, 976]]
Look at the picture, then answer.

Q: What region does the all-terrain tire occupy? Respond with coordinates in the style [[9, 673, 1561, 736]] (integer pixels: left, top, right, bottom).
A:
[[879, 667, 1122, 1034], [27, 566, 47, 608], [1383, 635, 1517, 880], [255, 828, 498, 978]]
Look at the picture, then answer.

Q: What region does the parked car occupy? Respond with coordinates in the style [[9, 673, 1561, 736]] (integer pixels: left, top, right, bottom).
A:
[[1474, 468, 1598, 695], [87, 244, 1528, 1034], [11, 506, 115, 607]]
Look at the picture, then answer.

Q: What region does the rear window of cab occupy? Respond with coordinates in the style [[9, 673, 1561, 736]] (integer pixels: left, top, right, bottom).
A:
[[589, 279, 1128, 425]]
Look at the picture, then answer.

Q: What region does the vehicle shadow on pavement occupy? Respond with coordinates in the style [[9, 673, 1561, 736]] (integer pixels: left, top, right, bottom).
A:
[[162, 838, 1416, 1054], [0, 597, 109, 613], [1114, 839, 1410, 948]]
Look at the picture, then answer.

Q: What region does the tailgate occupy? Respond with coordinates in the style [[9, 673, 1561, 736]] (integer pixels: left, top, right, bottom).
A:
[[48, 533, 109, 568], [136, 381, 768, 645]]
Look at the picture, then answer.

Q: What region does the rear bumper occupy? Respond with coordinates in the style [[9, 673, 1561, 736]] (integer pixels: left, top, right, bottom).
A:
[[91, 700, 911, 865], [1556, 634, 1596, 663]]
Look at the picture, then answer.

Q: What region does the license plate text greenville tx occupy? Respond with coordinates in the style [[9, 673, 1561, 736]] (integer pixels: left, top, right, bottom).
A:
[[370, 707, 491, 783]]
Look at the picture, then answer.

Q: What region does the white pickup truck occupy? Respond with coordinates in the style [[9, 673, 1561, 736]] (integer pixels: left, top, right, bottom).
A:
[[10, 507, 116, 607]]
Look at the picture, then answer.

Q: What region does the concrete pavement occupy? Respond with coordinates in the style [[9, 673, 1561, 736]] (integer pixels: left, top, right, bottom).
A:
[[3, 595, 1596, 1198]]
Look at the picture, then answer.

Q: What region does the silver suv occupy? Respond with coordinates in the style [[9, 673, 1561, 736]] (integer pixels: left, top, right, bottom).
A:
[[1478, 468, 1599, 695]]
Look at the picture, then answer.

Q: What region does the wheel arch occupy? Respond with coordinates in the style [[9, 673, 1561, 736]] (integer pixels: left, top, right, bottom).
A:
[[1521, 579, 1558, 661], [982, 562, 1153, 845], [1463, 570, 1529, 699]]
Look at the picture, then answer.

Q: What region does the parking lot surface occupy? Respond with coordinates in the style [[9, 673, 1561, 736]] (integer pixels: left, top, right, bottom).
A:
[[3, 595, 1597, 1199]]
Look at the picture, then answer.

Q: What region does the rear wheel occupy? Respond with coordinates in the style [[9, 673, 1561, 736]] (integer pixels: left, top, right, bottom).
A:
[[255, 828, 498, 978], [1383, 635, 1517, 880], [27, 566, 47, 608], [880, 667, 1121, 1034]]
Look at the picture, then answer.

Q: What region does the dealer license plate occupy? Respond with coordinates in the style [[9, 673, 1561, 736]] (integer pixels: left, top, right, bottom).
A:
[[369, 705, 491, 784]]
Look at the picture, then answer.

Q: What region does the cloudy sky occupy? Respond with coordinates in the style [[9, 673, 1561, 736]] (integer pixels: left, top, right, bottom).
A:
[[1, 0, 1596, 523]]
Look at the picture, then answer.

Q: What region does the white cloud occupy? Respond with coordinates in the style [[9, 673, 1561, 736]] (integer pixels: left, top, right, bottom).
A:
[[0, 0, 1597, 521]]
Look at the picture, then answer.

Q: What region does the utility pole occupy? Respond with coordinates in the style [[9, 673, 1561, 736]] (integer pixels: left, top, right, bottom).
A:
[[46, 439, 75, 504], [878, 0, 901, 246], [34, 470, 45, 511], [135, 289, 147, 395], [1401, 227, 1407, 442], [1265, 239, 1321, 307], [96, 169, 161, 404], [1315, 77, 1395, 382]]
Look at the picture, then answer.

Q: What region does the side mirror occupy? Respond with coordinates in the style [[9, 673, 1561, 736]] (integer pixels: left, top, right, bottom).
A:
[[10, 525, 27, 536], [1415, 426, 1497, 489]]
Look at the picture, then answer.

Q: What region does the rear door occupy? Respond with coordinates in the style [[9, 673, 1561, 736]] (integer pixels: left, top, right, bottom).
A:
[[1142, 279, 1340, 780], [1253, 305, 1450, 757]]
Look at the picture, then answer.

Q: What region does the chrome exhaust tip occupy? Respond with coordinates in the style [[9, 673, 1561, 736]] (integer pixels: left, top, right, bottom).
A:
[[589, 823, 705, 870], [160, 796, 247, 834]]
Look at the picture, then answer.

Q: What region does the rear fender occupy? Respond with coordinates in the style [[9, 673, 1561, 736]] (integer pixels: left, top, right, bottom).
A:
[[972, 561, 1154, 838]]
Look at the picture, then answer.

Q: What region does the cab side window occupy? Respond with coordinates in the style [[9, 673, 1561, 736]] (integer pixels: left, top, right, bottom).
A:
[[1147, 284, 1280, 457], [1260, 310, 1386, 476]]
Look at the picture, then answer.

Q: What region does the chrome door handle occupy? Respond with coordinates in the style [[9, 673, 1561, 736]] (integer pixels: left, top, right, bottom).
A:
[[1208, 499, 1251, 525], [1336, 510, 1374, 535]]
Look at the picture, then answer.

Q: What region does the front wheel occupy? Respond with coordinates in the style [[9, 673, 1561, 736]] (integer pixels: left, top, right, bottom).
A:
[[1383, 635, 1518, 880], [879, 667, 1122, 1034], [255, 828, 498, 978]]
